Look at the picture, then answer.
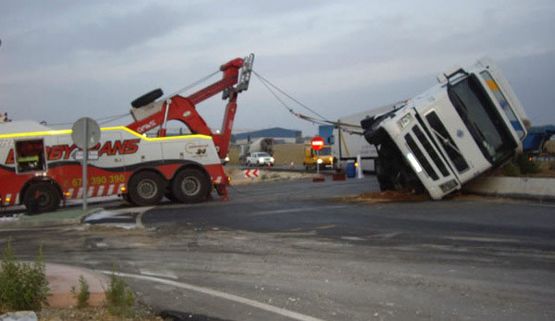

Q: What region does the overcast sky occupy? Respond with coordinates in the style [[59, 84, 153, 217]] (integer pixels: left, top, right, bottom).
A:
[[1, 0, 554, 135]]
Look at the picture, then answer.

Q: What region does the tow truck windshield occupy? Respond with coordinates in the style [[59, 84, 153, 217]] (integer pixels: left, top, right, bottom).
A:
[[448, 74, 516, 164]]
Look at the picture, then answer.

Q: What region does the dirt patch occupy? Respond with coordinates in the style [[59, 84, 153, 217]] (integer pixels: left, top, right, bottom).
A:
[[340, 190, 430, 204]]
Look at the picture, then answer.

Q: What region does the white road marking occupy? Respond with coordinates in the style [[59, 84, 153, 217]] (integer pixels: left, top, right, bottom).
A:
[[97, 271, 329, 321], [445, 236, 520, 243], [139, 270, 178, 280], [340, 236, 365, 241], [251, 205, 348, 216], [84, 206, 153, 222]]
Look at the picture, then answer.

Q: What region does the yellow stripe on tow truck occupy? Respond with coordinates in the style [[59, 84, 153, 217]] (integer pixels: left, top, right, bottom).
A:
[[0, 126, 212, 141]]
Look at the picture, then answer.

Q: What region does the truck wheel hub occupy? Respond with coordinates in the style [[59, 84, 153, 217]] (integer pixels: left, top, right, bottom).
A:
[[137, 179, 158, 199], [182, 177, 200, 196]]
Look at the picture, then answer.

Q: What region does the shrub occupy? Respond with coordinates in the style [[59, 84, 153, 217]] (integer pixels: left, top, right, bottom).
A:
[[516, 154, 540, 175], [502, 162, 520, 177], [0, 240, 50, 313], [71, 275, 90, 309], [105, 272, 135, 317]]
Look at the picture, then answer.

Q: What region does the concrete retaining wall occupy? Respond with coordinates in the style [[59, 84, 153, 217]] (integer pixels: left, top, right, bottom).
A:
[[464, 176, 555, 201]]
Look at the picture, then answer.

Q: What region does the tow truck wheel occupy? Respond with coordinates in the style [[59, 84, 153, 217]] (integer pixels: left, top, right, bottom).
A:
[[127, 171, 165, 206], [171, 168, 210, 203], [23, 182, 60, 215]]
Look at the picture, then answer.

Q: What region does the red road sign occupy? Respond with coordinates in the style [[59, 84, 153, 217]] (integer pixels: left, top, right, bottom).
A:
[[243, 169, 259, 178], [311, 136, 325, 151]]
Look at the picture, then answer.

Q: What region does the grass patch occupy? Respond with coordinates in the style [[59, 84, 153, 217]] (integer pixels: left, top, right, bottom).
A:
[[71, 275, 90, 309], [105, 271, 135, 317], [0, 239, 50, 313]]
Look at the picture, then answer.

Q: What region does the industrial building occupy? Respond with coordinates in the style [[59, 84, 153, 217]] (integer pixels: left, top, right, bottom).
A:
[[232, 127, 302, 144]]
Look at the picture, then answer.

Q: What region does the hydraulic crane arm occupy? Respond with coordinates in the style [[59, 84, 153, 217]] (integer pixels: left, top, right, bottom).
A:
[[127, 54, 254, 159]]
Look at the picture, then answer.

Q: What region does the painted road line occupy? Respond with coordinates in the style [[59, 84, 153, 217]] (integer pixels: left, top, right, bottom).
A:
[[135, 206, 154, 229], [84, 206, 153, 225], [98, 271, 329, 321], [139, 270, 179, 280]]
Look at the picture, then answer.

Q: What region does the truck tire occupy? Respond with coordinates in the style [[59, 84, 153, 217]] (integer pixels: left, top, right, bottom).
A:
[[131, 88, 163, 108], [375, 158, 395, 191], [127, 171, 165, 206], [171, 168, 210, 203], [23, 182, 60, 214], [377, 146, 425, 194]]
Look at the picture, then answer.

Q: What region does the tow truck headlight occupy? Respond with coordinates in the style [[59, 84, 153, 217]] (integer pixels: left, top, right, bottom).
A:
[[270, 157, 275, 163], [259, 157, 265, 163], [398, 113, 413, 129], [406, 152, 423, 173], [317, 159, 324, 164]]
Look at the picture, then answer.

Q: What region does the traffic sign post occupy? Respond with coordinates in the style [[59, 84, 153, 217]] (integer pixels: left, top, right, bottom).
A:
[[311, 136, 325, 175], [72, 117, 101, 211]]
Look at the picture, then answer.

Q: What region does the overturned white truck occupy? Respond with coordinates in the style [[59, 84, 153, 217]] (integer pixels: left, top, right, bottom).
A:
[[361, 58, 528, 199]]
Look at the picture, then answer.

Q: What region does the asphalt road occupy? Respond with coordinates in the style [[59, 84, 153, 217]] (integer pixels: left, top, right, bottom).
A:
[[1, 177, 554, 321]]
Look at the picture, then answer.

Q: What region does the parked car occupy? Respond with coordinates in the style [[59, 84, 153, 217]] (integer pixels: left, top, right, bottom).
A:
[[246, 152, 275, 167]]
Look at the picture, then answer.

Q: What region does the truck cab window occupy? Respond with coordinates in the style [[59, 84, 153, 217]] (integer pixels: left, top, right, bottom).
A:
[[15, 139, 47, 173], [479, 71, 526, 139], [448, 75, 516, 165]]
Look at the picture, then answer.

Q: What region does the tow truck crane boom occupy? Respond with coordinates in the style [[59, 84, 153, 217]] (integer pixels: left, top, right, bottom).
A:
[[127, 54, 254, 159]]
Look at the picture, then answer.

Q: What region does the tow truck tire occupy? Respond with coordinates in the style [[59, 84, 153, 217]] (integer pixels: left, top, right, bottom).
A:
[[171, 168, 210, 203], [131, 88, 163, 108], [127, 171, 165, 206], [23, 182, 60, 215]]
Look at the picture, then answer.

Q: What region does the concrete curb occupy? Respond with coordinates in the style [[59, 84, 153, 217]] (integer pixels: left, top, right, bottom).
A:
[[464, 176, 555, 201]]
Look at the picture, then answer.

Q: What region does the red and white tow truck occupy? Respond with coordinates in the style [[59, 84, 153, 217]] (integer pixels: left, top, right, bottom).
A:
[[0, 54, 254, 213]]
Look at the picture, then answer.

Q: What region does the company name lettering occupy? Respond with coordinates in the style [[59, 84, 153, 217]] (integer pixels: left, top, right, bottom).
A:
[[4, 139, 140, 164]]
